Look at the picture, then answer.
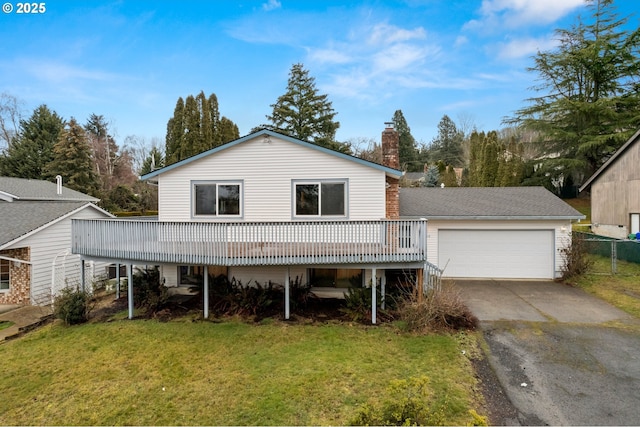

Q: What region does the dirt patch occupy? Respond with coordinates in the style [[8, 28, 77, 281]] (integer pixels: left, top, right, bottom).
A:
[[472, 354, 520, 426]]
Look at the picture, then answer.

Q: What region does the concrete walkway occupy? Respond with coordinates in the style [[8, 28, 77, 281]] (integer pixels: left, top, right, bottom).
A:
[[455, 279, 640, 426], [0, 305, 53, 342]]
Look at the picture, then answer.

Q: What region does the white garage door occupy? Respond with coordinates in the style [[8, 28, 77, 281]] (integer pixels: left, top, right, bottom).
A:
[[438, 229, 554, 279]]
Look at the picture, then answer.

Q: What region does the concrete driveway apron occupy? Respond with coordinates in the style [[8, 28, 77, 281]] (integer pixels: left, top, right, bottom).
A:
[[455, 279, 640, 426]]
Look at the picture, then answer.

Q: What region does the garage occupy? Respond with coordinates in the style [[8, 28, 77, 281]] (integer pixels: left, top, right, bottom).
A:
[[438, 229, 555, 279]]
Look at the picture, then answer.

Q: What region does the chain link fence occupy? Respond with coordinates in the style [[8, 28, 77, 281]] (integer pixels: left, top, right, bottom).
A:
[[575, 231, 640, 274]]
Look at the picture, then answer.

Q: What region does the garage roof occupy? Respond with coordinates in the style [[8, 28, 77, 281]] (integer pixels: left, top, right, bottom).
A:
[[400, 186, 584, 220]]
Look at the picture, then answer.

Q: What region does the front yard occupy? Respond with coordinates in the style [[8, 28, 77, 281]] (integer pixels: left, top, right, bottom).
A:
[[0, 315, 487, 425]]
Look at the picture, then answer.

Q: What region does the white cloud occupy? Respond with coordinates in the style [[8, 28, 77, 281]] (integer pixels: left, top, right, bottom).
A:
[[368, 23, 426, 46], [262, 0, 281, 12], [308, 48, 351, 64], [469, 0, 585, 29], [496, 35, 558, 59]]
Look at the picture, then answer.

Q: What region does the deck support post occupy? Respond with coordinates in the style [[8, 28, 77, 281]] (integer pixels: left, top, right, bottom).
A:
[[381, 273, 386, 310], [371, 268, 377, 324], [115, 263, 120, 300], [127, 264, 134, 319], [203, 266, 209, 319], [80, 259, 86, 292], [284, 267, 290, 320]]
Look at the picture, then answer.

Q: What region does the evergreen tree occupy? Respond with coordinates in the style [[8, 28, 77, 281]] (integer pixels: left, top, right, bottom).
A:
[[165, 97, 184, 165], [219, 116, 240, 143], [140, 146, 165, 176], [507, 0, 640, 182], [266, 63, 346, 153], [392, 110, 420, 171], [423, 165, 440, 187], [0, 105, 64, 179], [429, 115, 464, 167], [442, 165, 459, 187], [46, 118, 99, 196], [164, 91, 238, 165]]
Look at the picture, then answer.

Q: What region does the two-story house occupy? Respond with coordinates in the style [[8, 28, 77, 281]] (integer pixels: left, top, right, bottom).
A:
[[73, 125, 429, 322]]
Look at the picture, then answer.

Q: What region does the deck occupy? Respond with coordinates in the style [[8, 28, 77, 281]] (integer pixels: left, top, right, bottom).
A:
[[72, 218, 427, 267]]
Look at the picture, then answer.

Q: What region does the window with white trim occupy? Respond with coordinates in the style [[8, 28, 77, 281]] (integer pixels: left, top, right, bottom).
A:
[[294, 181, 346, 217], [0, 259, 9, 291], [193, 182, 242, 217]]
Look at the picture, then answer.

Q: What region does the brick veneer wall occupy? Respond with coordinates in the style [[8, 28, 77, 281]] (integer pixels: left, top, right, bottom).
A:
[[0, 247, 31, 305], [382, 125, 400, 219]]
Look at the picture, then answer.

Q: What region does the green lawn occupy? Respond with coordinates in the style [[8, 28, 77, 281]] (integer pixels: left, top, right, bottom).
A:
[[0, 317, 486, 425], [567, 254, 640, 319], [564, 198, 591, 231]]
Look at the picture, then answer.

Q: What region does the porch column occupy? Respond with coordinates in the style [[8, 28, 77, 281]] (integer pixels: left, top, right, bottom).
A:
[[381, 273, 386, 310], [371, 268, 377, 324], [284, 267, 290, 320], [127, 264, 134, 319], [203, 267, 209, 319], [115, 263, 120, 300], [80, 259, 86, 292]]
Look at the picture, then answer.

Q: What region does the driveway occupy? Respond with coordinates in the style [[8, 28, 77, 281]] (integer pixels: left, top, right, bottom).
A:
[[455, 280, 640, 426]]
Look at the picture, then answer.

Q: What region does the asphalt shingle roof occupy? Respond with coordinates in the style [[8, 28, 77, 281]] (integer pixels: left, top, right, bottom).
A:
[[0, 176, 98, 201], [400, 186, 584, 219], [0, 177, 102, 247], [0, 201, 91, 246]]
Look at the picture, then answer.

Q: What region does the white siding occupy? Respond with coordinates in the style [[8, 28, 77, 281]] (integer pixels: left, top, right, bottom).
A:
[[8, 205, 111, 305], [427, 220, 572, 279], [157, 136, 387, 222]]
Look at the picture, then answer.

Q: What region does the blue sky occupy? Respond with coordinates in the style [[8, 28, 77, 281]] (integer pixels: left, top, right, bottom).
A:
[[1, 0, 638, 150]]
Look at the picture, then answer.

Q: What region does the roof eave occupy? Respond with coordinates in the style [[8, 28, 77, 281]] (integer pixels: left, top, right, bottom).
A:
[[401, 215, 585, 221]]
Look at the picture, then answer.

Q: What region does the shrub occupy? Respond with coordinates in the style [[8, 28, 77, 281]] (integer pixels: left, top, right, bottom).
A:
[[207, 276, 281, 318], [395, 283, 477, 333], [132, 267, 169, 314], [54, 287, 93, 325], [561, 233, 593, 279], [349, 376, 448, 426]]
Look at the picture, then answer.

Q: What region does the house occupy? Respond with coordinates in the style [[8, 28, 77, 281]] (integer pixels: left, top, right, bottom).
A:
[[400, 187, 583, 279], [72, 126, 430, 323], [578, 129, 640, 239], [0, 176, 112, 306], [71, 125, 583, 322]]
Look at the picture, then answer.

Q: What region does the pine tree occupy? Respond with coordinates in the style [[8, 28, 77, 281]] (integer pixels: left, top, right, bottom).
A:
[[392, 110, 420, 171], [46, 118, 100, 196], [140, 146, 165, 176], [507, 0, 640, 182], [430, 115, 464, 167], [442, 165, 459, 187], [266, 63, 346, 153]]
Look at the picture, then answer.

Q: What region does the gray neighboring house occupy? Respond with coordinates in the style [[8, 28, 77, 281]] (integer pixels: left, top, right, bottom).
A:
[[579, 129, 640, 239], [0, 176, 112, 306], [400, 186, 584, 279]]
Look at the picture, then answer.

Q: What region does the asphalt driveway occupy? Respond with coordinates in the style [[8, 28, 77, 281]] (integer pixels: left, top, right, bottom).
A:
[[455, 280, 640, 426]]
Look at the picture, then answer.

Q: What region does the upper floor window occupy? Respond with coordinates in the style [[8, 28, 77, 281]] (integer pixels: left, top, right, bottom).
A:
[[0, 259, 9, 291], [294, 180, 347, 217], [193, 181, 242, 217]]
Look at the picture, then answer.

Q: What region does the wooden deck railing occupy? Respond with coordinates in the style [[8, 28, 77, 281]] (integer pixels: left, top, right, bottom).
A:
[[72, 219, 427, 266]]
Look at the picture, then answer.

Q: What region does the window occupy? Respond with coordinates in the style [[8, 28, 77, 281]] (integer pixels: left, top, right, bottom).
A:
[[294, 181, 346, 217], [193, 182, 241, 217], [0, 259, 9, 291]]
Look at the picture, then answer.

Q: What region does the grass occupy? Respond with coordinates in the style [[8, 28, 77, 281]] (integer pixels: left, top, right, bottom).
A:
[[0, 320, 14, 331], [566, 254, 640, 319], [0, 317, 485, 426], [564, 198, 591, 232]]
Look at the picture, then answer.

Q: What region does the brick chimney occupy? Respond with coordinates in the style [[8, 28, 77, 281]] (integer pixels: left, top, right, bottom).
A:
[[382, 122, 400, 219]]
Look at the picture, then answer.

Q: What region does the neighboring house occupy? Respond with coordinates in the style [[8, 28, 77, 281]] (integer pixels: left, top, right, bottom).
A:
[[400, 187, 583, 279], [0, 176, 112, 306], [579, 129, 640, 239], [72, 126, 429, 322]]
